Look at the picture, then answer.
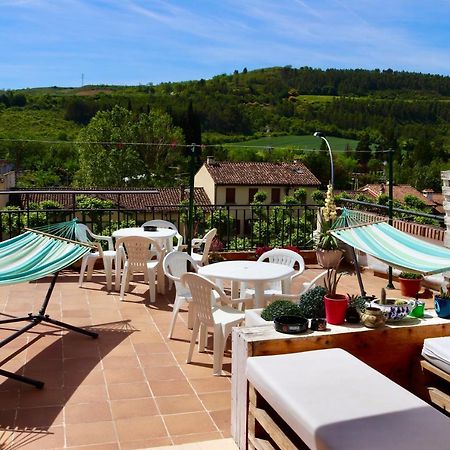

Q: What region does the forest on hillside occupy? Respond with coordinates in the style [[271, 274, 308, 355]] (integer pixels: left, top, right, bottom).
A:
[[0, 66, 449, 191]]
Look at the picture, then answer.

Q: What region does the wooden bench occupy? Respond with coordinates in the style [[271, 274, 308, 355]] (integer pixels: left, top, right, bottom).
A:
[[421, 336, 450, 413], [246, 348, 450, 450]]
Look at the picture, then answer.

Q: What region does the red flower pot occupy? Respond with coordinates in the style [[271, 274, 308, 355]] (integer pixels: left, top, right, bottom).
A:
[[398, 277, 422, 297], [324, 294, 348, 325]]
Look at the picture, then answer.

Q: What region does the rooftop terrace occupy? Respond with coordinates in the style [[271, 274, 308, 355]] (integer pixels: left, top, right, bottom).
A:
[[0, 265, 440, 449]]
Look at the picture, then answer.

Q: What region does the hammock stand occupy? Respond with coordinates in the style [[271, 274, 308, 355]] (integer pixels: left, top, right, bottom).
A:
[[0, 221, 99, 389], [330, 209, 450, 297]]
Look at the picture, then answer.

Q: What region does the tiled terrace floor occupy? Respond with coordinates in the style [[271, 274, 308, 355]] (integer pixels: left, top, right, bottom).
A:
[[0, 264, 436, 449]]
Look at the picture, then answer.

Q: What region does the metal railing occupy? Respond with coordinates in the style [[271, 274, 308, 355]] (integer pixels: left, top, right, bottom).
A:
[[0, 190, 445, 249]]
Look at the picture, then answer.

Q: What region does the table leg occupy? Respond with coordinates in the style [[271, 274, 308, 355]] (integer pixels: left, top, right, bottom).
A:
[[231, 280, 239, 299], [282, 278, 292, 295], [253, 282, 265, 309]]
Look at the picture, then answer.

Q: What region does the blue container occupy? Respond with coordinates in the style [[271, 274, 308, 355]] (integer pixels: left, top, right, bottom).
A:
[[435, 296, 450, 319]]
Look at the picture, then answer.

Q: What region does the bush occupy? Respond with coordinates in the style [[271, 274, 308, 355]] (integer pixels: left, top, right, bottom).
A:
[[298, 286, 326, 318], [261, 300, 304, 321], [399, 271, 422, 279]]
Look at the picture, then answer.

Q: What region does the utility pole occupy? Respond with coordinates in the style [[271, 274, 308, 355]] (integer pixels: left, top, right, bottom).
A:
[[386, 148, 395, 289], [186, 143, 196, 254]]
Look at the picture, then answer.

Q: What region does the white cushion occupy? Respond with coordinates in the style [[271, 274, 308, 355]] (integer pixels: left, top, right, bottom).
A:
[[247, 348, 450, 450], [422, 336, 450, 375]]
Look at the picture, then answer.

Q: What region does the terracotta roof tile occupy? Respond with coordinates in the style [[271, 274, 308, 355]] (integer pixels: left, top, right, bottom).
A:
[[358, 184, 436, 206], [16, 187, 210, 211], [203, 161, 320, 186]]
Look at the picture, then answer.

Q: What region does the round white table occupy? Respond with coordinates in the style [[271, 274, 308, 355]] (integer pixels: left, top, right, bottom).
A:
[[112, 227, 177, 293], [198, 260, 294, 308]]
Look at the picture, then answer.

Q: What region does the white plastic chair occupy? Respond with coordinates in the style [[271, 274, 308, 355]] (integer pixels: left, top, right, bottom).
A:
[[191, 228, 217, 266], [242, 248, 305, 299], [163, 251, 199, 339], [269, 270, 328, 304], [77, 223, 116, 292], [181, 272, 245, 376], [115, 236, 163, 302], [141, 219, 183, 252]]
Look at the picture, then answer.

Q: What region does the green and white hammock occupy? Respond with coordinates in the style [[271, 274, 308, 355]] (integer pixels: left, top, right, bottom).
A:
[[0, 219, 94, 285], [330, 209, 450, 275], [0, 219, 98, 389]]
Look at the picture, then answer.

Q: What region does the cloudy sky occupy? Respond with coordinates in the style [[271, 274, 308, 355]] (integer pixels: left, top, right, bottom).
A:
[[1, 0, 450, 89]]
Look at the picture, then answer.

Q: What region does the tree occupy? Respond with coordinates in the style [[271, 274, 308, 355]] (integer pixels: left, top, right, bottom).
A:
[[75, 106, 184, 187]]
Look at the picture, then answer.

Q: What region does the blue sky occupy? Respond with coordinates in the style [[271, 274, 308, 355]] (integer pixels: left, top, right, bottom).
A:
[[1, 0, 450, 89]]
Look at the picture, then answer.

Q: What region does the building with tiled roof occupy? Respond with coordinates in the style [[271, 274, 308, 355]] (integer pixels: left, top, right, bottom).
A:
[[358, 183, 442, 214], [194, 157, 320, 206], [13, 187, 210, 211]]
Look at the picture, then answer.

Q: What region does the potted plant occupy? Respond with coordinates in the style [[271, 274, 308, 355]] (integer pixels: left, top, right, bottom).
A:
[[298, 285, 327, 330], [435, 285, 450, 319], [398, 271, 423, 297], [261, 300, 304, 321], [345, 294, 367, 324], [315, 184, 343, 269], [323, 266, 348, 325]]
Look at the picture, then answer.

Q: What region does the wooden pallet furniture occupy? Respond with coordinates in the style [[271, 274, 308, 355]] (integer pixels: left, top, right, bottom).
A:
[[231, 314, 450, 449], [421, 336, 450, 413], [246, 349, 450, 450]]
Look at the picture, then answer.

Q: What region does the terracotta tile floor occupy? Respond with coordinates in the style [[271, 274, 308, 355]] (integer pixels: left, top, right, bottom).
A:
[[0, 265, 432, 449]]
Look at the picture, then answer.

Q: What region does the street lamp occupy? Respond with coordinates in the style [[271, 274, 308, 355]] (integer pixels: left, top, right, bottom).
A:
[[313, 131, 334, 187]]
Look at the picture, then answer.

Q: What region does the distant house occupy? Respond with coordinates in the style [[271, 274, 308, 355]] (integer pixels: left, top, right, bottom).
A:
[[12, 187, 211, 233], [194, 157, 321, 206], [0, 160, 16, 208], [357, 183, 438, 212]]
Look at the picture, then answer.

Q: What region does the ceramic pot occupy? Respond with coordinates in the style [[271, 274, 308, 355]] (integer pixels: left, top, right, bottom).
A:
[[324, 294, 348, 325], [360, 307, 386, 328], [398, 277, 422, 297], [345, 306, 360, 324], [316, 249, 343, 269], [435, 296, 450, 319], [310, 318, 327, 331]]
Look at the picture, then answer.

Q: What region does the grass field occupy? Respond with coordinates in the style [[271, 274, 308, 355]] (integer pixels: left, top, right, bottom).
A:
[[226, 135, 359, 152]]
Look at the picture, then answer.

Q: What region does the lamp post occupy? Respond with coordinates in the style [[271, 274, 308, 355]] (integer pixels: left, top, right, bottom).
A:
[[314, 131, 334, 187]]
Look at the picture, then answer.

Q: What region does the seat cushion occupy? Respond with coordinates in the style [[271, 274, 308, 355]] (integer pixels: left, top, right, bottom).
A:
[[247, 348, 450, 450], [422, 336, 450, 375]]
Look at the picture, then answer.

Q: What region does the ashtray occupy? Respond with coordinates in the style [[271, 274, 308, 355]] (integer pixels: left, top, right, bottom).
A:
[[144, 225, 157, 232], [274, 315, 308, 334]]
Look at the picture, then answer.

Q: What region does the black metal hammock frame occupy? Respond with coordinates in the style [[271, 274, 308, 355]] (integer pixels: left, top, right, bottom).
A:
[[0, 220, 98, 388]]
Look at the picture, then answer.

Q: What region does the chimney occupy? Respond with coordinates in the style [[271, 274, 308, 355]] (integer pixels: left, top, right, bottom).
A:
[[206, 156, 215, 165], [422, 189, 433, 200]]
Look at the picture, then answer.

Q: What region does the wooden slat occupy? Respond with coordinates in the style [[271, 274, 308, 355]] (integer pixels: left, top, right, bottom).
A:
[[249, 403, 298, 450], [427, 387, 450, 412], [421, 359, 450, 383], [248, 435, 276, 450]]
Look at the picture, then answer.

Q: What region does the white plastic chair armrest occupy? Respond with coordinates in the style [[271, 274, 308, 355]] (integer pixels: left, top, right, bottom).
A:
[[90, 233, 114, 251], [191, 238, 204, 248], [290, 271, 304, 283]]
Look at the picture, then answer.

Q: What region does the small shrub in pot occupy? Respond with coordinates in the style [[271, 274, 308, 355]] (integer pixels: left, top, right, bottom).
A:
[[261, 300, 304, 321], [298, 286, 326, 319]]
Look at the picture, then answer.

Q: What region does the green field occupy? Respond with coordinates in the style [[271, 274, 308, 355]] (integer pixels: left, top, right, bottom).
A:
[[226, 135, 359, 152]]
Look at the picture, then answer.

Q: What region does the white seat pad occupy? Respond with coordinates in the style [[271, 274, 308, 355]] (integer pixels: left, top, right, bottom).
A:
[[247, 348, 450, 450], [422, 336, 450, 375]]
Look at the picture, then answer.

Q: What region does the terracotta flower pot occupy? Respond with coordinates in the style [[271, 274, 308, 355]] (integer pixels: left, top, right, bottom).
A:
[[324, 293, 348, 325], [316, 249, 343, 269], [398, 277, 422, 297]]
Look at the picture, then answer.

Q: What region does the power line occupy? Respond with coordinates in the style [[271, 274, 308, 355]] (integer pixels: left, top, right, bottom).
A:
[[0, 137, 387, 153]]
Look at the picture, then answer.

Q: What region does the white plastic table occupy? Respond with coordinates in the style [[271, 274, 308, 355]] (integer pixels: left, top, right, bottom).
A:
[[112, 227, 176, 293], [198, 260, 294, 308]]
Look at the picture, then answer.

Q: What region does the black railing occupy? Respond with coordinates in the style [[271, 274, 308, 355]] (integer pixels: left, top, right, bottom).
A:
[[1, 191, 445, 250], [0, 190, 321, 251]]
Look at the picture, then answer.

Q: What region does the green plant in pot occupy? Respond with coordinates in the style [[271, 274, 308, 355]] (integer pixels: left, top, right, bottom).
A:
[[398, 271, 423, 297], [261, 300, 304, 322], [322, 264, 349, 325], [435, 285, 450, 319], [298, 286, 326, 319], [345, 294, 367, 324]]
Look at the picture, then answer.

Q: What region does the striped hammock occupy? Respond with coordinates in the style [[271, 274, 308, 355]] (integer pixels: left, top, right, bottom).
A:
[[331, 220, 450, 275], [0, 220, 94, 285]]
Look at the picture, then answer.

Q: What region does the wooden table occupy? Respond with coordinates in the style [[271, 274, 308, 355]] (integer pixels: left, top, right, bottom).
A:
[[198, 260, 294, 308], [231, 313, 450, 449]]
